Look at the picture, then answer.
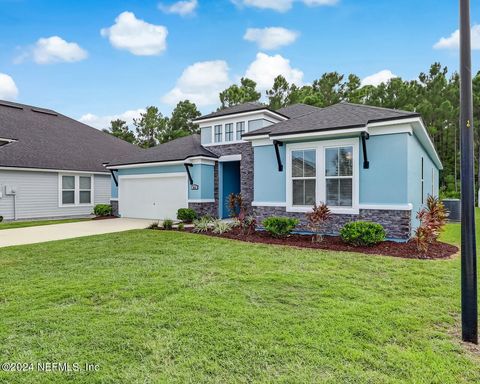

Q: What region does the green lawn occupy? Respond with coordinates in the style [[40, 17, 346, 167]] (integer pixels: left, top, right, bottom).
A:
[[0, 219, 478, 383], [0, 217, 90, 230]]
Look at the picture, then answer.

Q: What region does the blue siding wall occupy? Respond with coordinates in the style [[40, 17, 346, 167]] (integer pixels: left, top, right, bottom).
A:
[[359, 134, 409, 204], [408, 135, 439, 229], [116, 164, 214, 200], [111, 173, 118, 199], [254, 144, 286, 203]]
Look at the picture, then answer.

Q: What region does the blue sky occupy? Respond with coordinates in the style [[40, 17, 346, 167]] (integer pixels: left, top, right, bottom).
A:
[[0, 0, 478, 129]]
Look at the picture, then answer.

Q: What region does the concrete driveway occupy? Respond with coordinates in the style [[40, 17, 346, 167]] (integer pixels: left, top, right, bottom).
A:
[[0, 218, 154, 248]]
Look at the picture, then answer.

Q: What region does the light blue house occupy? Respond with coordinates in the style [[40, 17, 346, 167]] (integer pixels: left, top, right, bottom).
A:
[[106, 102, 442, 240]]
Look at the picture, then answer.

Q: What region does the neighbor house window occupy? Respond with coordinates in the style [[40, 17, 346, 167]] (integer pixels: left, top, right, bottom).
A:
[[79, 176, 92, 204], [291, 149, 316, 206], [225, 123, 233, 142], [60, 174, 93, 206], [61, 176, 75, 205], [325, 146, 353, 207], [214, 125, 222, 143], [236, 121, 245, 141]]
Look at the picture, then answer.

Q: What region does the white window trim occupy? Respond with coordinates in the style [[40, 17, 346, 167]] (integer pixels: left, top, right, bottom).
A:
[[286, 138, 360, 214], [204, 118, 250, 146], [58, 173, 94, 208]]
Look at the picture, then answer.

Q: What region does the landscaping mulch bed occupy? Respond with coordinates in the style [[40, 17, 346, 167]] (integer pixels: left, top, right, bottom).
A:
[[185, 227, 458, 260]]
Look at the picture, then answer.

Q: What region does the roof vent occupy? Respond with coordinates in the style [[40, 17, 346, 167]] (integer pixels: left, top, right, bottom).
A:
[[31, 108, 58, 116], [0, 101, 23, 110]]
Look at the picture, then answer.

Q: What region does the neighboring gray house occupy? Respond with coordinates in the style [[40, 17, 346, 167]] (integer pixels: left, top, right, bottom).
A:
[[0, 100, 138, 220]]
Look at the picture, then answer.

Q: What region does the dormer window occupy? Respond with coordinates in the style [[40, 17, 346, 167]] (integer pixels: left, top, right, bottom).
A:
[[214, 125, 222, 143], [236, 122, 245, 140], [225, 123, 234, 142]]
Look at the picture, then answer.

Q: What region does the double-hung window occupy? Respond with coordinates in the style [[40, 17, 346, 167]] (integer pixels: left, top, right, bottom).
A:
[[325, 146, 354, 207], [61, 176, 75, 205], [291, 149, 316, 206], [214, 125, 222, 143], [236, 121, 245, 141], [60, 175, 93, 206], [225, 123, 234, 142]]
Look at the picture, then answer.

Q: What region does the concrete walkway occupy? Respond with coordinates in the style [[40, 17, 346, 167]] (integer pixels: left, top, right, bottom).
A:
[[0, 218, 153, 248]]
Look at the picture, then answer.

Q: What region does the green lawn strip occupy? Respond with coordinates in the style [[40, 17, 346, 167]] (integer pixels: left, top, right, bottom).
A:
[[0, 229, 478, 383], [0, 218, 91, 230]]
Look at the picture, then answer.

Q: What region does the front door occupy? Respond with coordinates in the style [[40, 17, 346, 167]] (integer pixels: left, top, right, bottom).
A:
[[221, 161, 241, 218]]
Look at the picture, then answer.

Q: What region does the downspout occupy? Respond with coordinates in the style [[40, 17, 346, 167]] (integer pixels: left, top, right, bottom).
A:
[[273, 140, 284, 172], [361, 132, 370, 169]]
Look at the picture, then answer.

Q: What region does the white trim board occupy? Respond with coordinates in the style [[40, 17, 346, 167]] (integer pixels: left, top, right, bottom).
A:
[[359, 203, 413, 211], [252, 201, 287, 207], [194, 109, 288, 124], [219, 154, 242, 162], [0, 166, 109, 175], [118, 172, 186, 180], [188, 199, 215, 203]]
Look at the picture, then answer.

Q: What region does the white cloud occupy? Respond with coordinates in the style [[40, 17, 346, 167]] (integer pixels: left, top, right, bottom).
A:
[[232, 0, 338, 12], [100, 11, 168, 56], [162, 60, 230, 106], [231, 0, 293, 12], [434, 24, 480, 50], [303, 0, 339, 6], [244, 52, 303, 90], [361, 70, 397, 87], [159, 0, 198, 16], [15, 36, 88, 64], [79, 108, 145, 130], [0, 73, 18, 100], [244, 27, 299, 50]]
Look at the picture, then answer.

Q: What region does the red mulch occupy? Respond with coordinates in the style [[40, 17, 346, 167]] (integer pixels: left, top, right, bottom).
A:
[[184, 227, 458, 260]]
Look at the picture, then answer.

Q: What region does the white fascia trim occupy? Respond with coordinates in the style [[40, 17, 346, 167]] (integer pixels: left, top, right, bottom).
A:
[[243, 134, 270, 142], [187, 157, 217, 166], [219, 154, 242, 162], [203, 140, 247, 147], [110, 198, 119, 201], [188, 199, 215, 203], [108, 161, 185, 169], [118, 172, 186, 180], [193, 109, 288, 124], [251, 138, 274, 147], [0, 137, 17, 143], [252, 201, 286, 207], [359, 203, 413, 211], [368, 125, 413, 136], [367, 118, 420, 128], [272, 127, 367, 141], [0, 166, 109, 175], [412, 119, 443, 170]]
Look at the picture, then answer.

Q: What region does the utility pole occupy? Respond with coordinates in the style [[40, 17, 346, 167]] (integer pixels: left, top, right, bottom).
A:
[[459, 0, 478, 344]]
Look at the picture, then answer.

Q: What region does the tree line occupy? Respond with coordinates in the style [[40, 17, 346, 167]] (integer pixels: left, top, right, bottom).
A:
[[103, 62, 480, 196]]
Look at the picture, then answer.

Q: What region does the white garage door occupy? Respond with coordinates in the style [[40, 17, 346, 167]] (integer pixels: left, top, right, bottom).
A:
[[119, 174, 188, 220]]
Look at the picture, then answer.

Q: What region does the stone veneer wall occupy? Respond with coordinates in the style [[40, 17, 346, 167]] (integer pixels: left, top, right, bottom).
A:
[[207, 142, 254, 214], [111, 200, 119, 217], [254, 206, 412, 240]]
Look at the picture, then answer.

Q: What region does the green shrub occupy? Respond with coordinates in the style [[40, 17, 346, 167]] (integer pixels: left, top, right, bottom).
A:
[[193, 216, 213, 233], [93, 204, 112, 217], [212, 220, 232, 234], [163, 219, 174, 230], [262, 216, 299, 237], [177, 222, 185, 231], [339, 221, 386, 247], [177, 208, 198, 223], [0, 216, 3, 223], [148, 221, 160, 230]]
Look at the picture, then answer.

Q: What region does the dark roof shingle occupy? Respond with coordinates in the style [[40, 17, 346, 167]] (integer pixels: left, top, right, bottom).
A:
[[108, 134, 217, 167], [0, 100, 141, 173], [244, 102, 419, 137], [194, 102, 287, 121]]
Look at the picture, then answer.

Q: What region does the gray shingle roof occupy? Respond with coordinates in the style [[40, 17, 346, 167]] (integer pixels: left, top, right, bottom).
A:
[[277, 103, 322, 118], [243, 102, 420, 137], [108, 134, 217, 167], [194, 102, 287, 121], [0, 100, 141, 173]]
